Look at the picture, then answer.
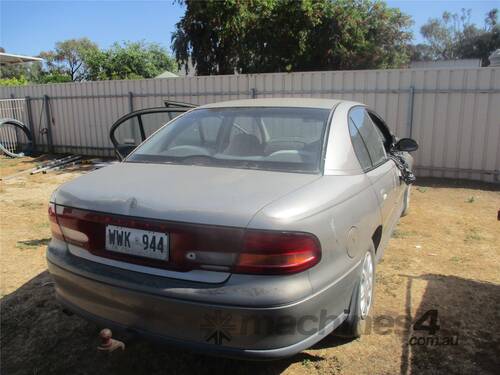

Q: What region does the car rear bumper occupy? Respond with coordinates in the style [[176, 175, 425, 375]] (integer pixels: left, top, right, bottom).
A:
[[47, 242, 358, 360]]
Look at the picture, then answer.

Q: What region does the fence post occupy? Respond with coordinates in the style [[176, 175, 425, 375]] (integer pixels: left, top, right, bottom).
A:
[[406, 86, 415, 138], [25, 96, 37, 153], [43, 95, 54, 154], [128, 91, 134, 112]]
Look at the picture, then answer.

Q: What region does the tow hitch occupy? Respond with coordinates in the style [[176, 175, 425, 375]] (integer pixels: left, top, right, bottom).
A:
[[97, 329, 125, 352]]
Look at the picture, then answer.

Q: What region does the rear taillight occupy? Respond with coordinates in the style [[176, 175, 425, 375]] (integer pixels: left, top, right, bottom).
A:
[[48, 202, 64, 241], [49, 203, 90, 247], [48, 204, 321, 275], [234, 231, 321, 275]]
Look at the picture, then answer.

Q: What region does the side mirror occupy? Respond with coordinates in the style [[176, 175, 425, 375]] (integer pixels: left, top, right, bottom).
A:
[[395, 138, 418, 152]]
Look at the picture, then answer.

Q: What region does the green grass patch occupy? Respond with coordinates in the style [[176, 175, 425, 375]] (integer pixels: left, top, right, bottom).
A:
[[19, 201, 44, 208], [464, 228, 484, 242], [38, 222, 50, 229], [16, 238, 51, 250], [392, 229, 417, 238]]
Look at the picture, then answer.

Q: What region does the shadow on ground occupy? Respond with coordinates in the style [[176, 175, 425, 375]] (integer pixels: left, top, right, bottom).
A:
[[0, 271, 324, 375], [1, 271, 499, 374], [400, 274, 500, 375]]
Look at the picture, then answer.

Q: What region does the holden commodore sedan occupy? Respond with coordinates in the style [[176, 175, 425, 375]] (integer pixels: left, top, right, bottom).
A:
[[47, 98, 417, 359]]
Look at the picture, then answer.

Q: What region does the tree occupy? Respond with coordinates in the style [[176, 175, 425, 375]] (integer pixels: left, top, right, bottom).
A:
[[172, 1, 252, 75], [3, 39, 178, 84], [408, 44, 434, 62], [0, 60, 43, 82], [419, 10, 469, 60], [457, 9, 499, 65], [299, 0, 412, 70], [0, 76, 29, 86], [37, 71, 73, 84], [89, 41, 178, 80], [39, 38, 100, 81], [418, 8, 500, 65], [172, 0, 413, 75]]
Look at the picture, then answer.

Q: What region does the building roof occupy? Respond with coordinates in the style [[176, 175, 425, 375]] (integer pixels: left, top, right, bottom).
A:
[[0, 52, 43, 65], [200, 97, 349, 109], [155, 71, 179, 79]]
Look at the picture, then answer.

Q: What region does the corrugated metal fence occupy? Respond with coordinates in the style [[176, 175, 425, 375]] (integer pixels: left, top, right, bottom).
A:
[[1, 67, 499, 183]]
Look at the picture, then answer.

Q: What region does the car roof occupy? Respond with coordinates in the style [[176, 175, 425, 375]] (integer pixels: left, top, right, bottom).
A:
[[199, 98, 362, 110]]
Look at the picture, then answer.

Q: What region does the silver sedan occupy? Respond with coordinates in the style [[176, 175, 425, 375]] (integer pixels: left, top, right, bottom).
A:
[[47, 98, 418, 359]]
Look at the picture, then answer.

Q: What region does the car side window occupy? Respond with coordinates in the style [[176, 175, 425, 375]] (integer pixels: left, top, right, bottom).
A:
[[368, 112, 393, 151], [349, 107, 387, 167], [348, 118, 372, 170]]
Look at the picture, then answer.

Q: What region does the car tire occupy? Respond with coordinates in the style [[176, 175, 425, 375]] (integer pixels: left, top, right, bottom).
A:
[[336, 246, 376, 339], [401, 185, 411, 217]]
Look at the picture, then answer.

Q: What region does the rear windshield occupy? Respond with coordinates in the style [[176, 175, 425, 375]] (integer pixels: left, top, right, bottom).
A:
[[127, 107, 330, 173]]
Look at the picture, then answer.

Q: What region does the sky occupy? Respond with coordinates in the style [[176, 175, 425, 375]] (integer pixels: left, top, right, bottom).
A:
[[0, 0, 498, 57]]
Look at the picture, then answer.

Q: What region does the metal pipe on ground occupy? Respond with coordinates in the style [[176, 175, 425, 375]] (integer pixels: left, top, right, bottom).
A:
[[30, 155, 79, 173], [31, 155, 82, 174], [43, 159, 83, 173]]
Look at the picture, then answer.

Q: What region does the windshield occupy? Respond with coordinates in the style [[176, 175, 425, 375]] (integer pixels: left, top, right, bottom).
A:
[[127, 107, 330, 173]]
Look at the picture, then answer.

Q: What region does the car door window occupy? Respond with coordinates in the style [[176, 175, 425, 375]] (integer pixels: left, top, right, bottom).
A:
[[349, 107, 387, 167], [368, 112, 393, 151], [140, 111, 181, 138], [349, 118, 372, 170], [110, 108, 190, 160]]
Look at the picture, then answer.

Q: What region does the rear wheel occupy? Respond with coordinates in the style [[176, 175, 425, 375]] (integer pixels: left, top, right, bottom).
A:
[[337, 248, 375, 338]]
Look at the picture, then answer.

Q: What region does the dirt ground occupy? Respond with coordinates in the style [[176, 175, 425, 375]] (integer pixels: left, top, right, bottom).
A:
[[1, 155, 499, 375]]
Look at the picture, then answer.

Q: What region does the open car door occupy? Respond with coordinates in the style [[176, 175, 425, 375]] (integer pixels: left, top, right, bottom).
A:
[[110, 101, 197, 160]]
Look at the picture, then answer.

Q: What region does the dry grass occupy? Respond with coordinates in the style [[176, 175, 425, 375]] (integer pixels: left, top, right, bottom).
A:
[[1, 155, 499, 375]]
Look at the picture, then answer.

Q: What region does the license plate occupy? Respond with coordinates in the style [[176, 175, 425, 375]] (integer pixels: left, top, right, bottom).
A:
[[105, 225, 169, 261]]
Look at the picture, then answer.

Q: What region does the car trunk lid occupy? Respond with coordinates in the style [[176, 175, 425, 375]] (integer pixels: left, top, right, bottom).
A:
[[55, 162, 320, 227], [51, 162, 321, 281]]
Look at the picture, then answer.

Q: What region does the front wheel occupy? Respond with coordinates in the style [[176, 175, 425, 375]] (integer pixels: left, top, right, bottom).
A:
[[337, 248, 375, 338]]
